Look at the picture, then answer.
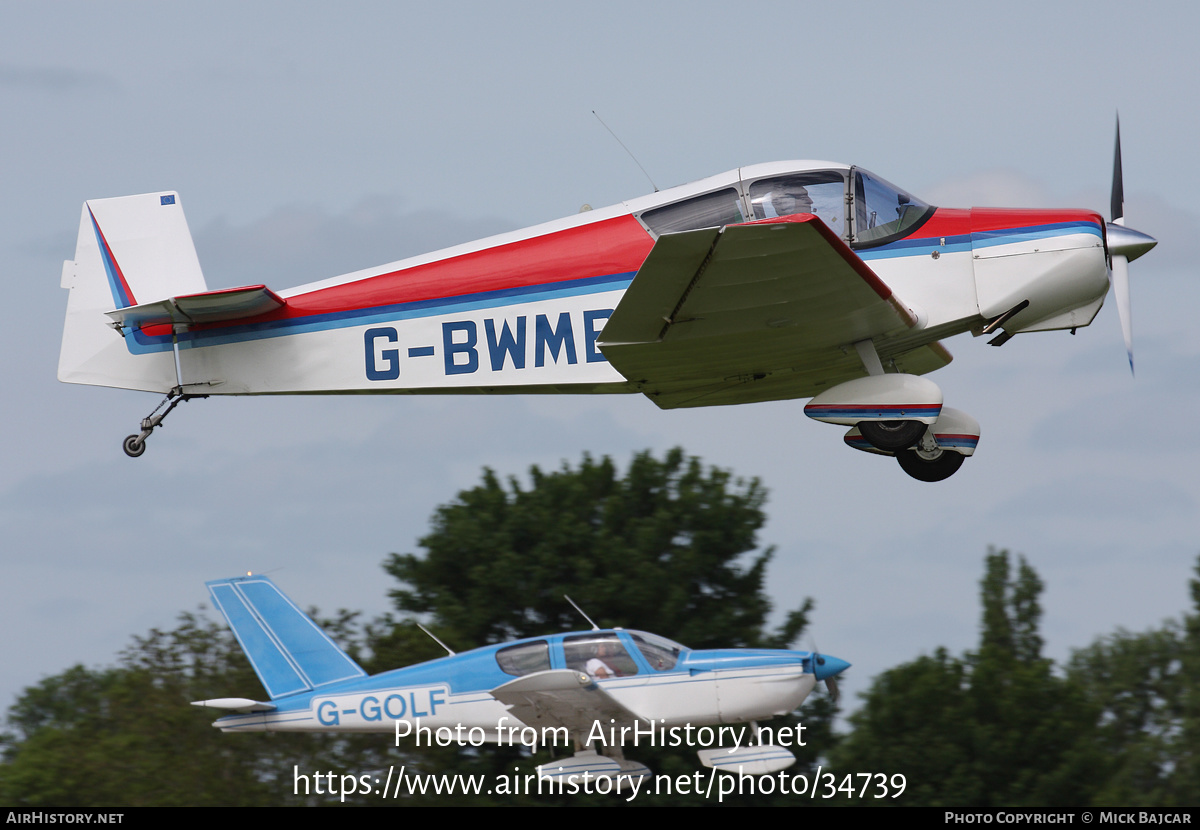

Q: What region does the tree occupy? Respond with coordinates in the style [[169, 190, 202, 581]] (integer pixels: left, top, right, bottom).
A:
[[830, 549, 1101, 807], [0, 612, 323, 806], [375, 448, 830, 805], [2, 449, 830, 807], [382, 448, 810, 650], [1063, 556, 1200, 808]]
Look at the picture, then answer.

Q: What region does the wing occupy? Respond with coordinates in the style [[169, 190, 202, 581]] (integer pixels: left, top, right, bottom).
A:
[[599, 215, 951, 409], [491, 670, 644, 735]]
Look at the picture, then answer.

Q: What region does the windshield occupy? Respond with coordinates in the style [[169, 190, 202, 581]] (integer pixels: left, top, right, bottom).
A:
[[630, 631, 686, 671], [852, 169, 933, 247]]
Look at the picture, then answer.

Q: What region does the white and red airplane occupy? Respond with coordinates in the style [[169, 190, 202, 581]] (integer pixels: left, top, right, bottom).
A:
[[58, 129, 1155, 480]]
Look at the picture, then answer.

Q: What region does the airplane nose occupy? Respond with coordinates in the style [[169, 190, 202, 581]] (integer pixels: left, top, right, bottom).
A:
[[812, 653, 850, 681], [1106, 223, 1157, 262]]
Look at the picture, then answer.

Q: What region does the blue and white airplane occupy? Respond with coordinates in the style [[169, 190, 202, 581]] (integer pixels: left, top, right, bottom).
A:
[[193, 575, 849, 781], [58, 123, 1154, 480]]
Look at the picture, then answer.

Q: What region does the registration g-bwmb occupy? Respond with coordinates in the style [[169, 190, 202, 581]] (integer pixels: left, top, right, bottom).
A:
[[59, 123, 1153, 481]]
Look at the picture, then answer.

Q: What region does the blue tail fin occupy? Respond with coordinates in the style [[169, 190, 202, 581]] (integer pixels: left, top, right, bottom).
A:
[[206, 576, 366, 700]]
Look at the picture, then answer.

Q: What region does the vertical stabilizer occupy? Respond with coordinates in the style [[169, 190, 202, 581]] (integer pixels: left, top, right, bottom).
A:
[[206, 576, 367, 700], [59, 192, 208, 392]]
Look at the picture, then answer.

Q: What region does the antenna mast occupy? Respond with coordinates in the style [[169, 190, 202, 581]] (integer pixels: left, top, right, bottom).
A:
[[593, 110, 658, 192], [564, 594, 601, 631]]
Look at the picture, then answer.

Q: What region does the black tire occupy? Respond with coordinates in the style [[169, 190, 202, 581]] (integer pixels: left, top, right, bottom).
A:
[[858, 419, 926, 452], [896, 447, 964, 482], [123, 434, 147, 458]]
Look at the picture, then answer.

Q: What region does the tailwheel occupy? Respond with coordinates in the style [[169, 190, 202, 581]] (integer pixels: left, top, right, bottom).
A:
[[119, 387, 207, 458], [896, 445, 964, 482], [122, 434, 147, 458]]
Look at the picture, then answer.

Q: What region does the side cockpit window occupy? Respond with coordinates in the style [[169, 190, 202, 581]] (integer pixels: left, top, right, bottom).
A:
[[748, 172, 847, 239], [563, 634, 639, 680], [495, 640, 551, 677], [639, 188, 744, 235]]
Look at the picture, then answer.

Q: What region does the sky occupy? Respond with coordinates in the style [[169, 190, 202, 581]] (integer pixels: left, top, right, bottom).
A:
[[3, 0, 1199, 740]]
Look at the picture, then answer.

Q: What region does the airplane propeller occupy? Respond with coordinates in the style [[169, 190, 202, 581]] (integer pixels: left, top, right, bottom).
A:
[[809, 646, 849, 704], [1106, 115, 1158, 375]]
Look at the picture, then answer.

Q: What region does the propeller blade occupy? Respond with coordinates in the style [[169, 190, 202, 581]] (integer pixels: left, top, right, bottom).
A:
[[1111, 115, 1124, 225], [1110, 254, 1134, 375], [825, 675, 840, 705]]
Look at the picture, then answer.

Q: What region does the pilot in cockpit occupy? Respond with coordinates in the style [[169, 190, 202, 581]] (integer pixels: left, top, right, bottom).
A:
[[585, 640, 621, 679], [769, 186, 814, 219]]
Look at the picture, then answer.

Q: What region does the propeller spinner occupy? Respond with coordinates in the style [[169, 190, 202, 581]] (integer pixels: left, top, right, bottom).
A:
[[811, 650, 850, 704]]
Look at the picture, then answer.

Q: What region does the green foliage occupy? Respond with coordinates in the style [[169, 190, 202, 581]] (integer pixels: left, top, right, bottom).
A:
[[1, 448, 826, 807], [10, 442, 1197, 808], [378, 448, 827, 805], [1066, 624, 1185, 806], [832, 549, 1200, 808], [1, 613, 306, 806], [385, 448, 808, 650], [830, 549, 1102, 808], [1063, 557, 1200, 808]]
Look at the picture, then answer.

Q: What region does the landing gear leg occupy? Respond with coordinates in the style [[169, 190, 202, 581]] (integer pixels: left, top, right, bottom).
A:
[[121, 387, 206, 458]]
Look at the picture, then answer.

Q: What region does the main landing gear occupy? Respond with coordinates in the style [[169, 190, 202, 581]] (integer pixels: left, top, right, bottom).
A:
[[122, 387, 206, 458], [802, 373, 979, 482], [857, 419, 928, 452], [841, 408, 979, 482], [895, 434, 966, 482]]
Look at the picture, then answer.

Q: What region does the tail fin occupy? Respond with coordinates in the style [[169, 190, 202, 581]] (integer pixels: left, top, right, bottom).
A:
[[206, 576, 367, 700], [59, 192, 208, 392]]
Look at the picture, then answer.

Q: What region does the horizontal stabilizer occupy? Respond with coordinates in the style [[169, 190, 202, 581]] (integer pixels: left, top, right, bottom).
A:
[[190, 698, 276, 713], [107, 285, 286, 329], [206, 576, 366, 700]]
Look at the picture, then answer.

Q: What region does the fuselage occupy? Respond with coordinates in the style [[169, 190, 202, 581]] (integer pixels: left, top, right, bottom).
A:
[[211, 628, 829, 741], [120, 161, 1108, 401]]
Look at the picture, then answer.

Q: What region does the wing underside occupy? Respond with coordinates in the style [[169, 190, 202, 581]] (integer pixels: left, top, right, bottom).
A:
[[599, 215, 950, 409], [491, 670, 644, 736]]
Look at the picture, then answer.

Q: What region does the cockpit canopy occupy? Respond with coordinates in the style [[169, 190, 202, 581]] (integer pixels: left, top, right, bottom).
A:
[[637, 164, 933, 249], [494, 630, 688, 678]]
